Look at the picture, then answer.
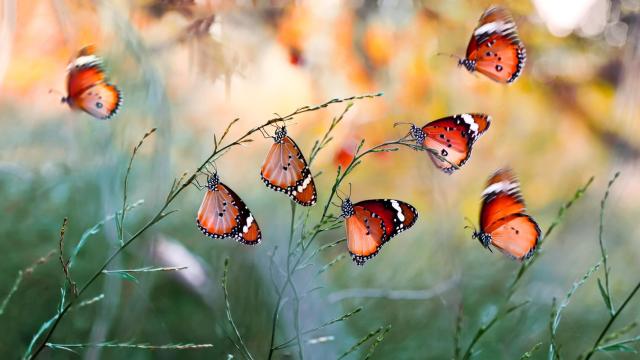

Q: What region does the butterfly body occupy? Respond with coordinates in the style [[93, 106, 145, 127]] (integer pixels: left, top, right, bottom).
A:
[[460, 6, 526, 84], [341, 198, 418, 265], [63, 46, 122, 120], [197, 174, 261, 245], [261, 126, 317, 206], [409, 113, 491, 174], [473, 168, 540, 260]]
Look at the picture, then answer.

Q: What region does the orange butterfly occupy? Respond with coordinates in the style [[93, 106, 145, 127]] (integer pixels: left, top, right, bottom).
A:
[[341, 197, 418, 265], [61, 46, 122, 120], [197, 173, 261, 245], [261, 126, 317, 206], [408, 113, 491, 174], [458, 6, 526, 84], [472, 168, 540, 260]]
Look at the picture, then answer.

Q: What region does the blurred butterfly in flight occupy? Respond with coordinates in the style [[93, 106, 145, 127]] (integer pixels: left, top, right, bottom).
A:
[[339, 189, 418, 266], [260, 125, 317, 206], [402, 113, 491, 174], [61, 46, 122, 120], [457, 5, 526, 84], [470, 168, 540, 260], [196, 172, 262, 245]]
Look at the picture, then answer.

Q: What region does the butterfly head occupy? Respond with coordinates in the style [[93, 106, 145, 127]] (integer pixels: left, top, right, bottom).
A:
[[472, 231, 492, 248], [459, 58, 476, 72], [206, 173, 220, 190], [340, 198, 355, 218], [274, 126, 287, 143], [409, 124, 426, 145]]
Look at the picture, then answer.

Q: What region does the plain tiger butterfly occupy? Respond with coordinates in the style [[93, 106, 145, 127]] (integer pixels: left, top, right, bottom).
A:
[[61, 46, 122, 120], [458, 6, 526, 84], [406, 113, 491, 174], [340, 196, 418, 265], [261, 126, 317, 206], [472, 168, 540, 260], [197, 173, 261, 245]]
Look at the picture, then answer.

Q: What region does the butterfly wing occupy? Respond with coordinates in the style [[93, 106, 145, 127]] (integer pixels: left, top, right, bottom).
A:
[[478, 168, 539, 259], [485, 214, 540, 260], [420, 114, 491, 174], [75, 83, 122, 120], [197, 181, 261, 245], [261, 136, 317, 206], [345, 206, 387, 265], [465, 6, 526, 83], [228, 186, 262, 245], [66, 47, 122, 120], [356, 199, 418, 239], [197, 183, 242, 239], [479, 168, 525, 230]]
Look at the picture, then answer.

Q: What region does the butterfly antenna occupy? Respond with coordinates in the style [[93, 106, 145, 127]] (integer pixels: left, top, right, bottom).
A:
[[192, 177, 205, 190], [335, 189, 344, 202], [436, 52, 462, 62], [259, 127, 271, 139], [49, 89, 67, 103], [347, 183, 352, 199], [393, 121, 413, 128], [463, 217, 477, 233]]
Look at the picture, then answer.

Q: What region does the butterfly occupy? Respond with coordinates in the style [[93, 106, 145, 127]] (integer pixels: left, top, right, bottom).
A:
[[197, 173, 261, 245], [261, 126, 317, 206], [61, 46, 122, 120], [458, 6, 526, 84], [407, 113, 491, 174], [471, 168, 540, 260], [340, 196, 418, 265]]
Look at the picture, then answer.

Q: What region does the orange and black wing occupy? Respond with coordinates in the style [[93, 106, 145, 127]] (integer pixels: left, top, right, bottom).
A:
[[416, 114, 490, 174], [478, 168, 539, 259], [345, 206, 387, 266], [197, 182, 261, 245], [479, 168, 526, 230], [74, 83, 121, 120], [227, 185, 262, 245], [465, 6, 526, 83], [356, 199, 418, 239], [485, 214, 540, 260], [346, 199, 418, 266], [66, 46, 122, 119], [261, 136, 317, 206]]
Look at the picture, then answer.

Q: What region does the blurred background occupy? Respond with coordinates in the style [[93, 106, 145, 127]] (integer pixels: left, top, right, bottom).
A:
[[1, 0, 639, 359]]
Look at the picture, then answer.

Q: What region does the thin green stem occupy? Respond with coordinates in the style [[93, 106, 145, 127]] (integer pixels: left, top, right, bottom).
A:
[[222, 259, 254, 360], [598, 172, 620, 316], [583, 281, 640, 360]]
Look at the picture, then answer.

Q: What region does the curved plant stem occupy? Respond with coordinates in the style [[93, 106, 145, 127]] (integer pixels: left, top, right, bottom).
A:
[[583, 281, 640, 360], [28, 93, 382, 359]]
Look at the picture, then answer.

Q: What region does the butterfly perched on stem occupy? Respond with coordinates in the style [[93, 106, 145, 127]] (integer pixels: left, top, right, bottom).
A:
[[340, 194, 418, 265], [196, 173, 261, 245], [471, 168, 540, 260], [261, 125, 317, 206], [405, 113, 491, 174], [61, 46, 122, 120], [457, 6, 526, 84]]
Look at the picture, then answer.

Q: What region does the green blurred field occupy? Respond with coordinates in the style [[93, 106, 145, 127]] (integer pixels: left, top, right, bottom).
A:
[[1, 1, 639, 359]]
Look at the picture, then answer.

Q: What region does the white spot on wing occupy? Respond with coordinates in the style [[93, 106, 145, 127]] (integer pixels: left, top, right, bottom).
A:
[[70, 55, 101, 69], [474, 21, 514, 36], [482, 181, 518, 196], [461, 114, 479, 136], [242, 215, 254, 233], [390, 200, 405, 222]]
